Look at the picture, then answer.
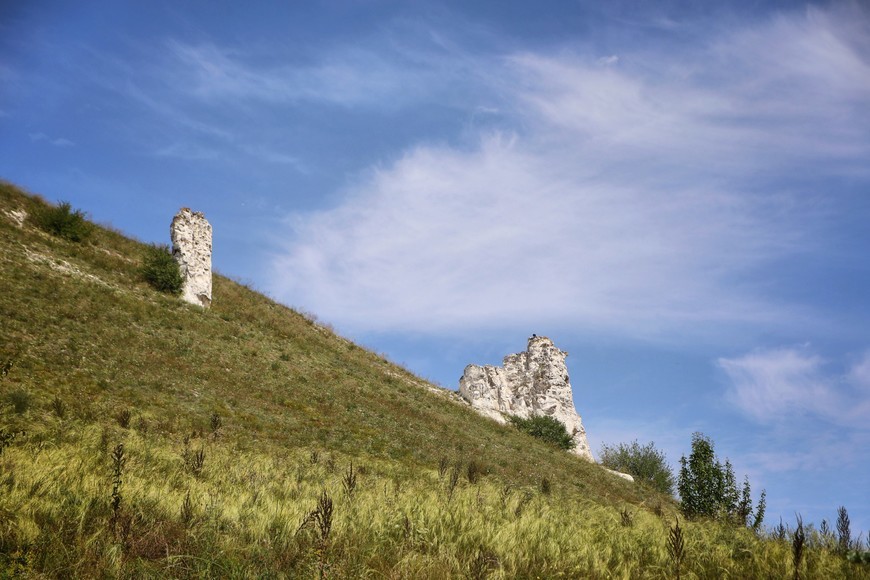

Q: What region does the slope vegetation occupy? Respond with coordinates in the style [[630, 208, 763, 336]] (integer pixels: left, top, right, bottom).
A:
[[0, 181, 864, 578]]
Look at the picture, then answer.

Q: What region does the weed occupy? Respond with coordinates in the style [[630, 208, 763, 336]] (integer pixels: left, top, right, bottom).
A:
[[540, 477, 552, 495], [514, 491, 533, 518], [499, 484, 512, 508], [468, 545, 498, 580], [180, 490, 195, 527], [32, 201, 94, 242], [620, 507, 634, 527], [793, 514, 805, 580], [820, 519, 832, 539], [116, 408, 132, 429], [182, 439, 205, 477], [7, 388, 31, 413], [0, 427, 20, 456], [667, 518, 685, 580], [297, 490, 334, 579], [209, 412, 222, 435], [838, 506, 852, 554], [342, 462, 357, 497], [110, 443, 126, 538], [50, 395, 66, 419], [447, 463, 461, 501], [438, 456, 449, 478], [310, 450, 320, 464]]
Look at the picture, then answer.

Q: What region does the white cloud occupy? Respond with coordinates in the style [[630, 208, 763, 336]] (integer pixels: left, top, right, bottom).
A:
[[718, 347, 870, 427], [718, 347, 836, 420], [268, 5, 869, 340], [29, 132, 74, 147], [849, 351, 870, 390]]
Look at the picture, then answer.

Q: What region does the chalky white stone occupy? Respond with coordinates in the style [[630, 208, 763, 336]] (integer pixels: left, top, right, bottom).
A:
[[459, 336, 595, 462], [170, 208, 212, 308]]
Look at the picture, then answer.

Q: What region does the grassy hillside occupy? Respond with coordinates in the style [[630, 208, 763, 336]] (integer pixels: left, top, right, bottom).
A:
[[0, 181, 866, 578]]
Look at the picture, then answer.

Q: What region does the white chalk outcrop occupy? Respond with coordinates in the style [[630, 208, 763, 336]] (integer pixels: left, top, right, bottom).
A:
[[170, 208, 212, 308], [459, 336, 595, 462]]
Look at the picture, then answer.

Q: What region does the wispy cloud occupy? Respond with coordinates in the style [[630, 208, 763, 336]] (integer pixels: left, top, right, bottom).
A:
[[29, 132, 74, 147], [162, 36, 475, 109], [268, 4, 869, 340], [154, 141, 220, 161], [718, 346, 870, 428]]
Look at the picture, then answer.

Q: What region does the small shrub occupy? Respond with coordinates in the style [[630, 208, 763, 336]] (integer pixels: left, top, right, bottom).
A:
[[599, 439, 675, 496], [507, 414, 575, 450], [7, 389, 31, 414], [620, 507, 634, 527], [32, 201, 94, 242], [141, 244, 183, 295], [1, 359, 12, 379], [466, 460, 483, 484], [540, 477, 552, 495]]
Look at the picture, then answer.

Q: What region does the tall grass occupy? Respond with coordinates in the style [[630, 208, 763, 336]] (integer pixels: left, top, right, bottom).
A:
[[0, 428, 864, 577]]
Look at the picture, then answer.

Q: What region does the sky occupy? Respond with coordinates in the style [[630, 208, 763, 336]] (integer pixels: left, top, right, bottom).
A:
[[2, 0, 869, 538]]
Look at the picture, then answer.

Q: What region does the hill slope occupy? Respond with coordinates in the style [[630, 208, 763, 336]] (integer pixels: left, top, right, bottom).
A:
[[0, 181, 864, 578]]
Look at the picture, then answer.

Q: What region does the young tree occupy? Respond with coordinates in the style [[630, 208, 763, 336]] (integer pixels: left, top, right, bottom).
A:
[[678, 432, 723, 518], [677, 432, 765, 528], [598, 440, 675, 496]]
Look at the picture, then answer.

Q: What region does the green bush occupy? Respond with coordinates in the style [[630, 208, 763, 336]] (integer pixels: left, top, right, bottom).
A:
[[508, 415, 575, 450], [141, 244, 183, 295], [599, 439, 675, 495], [6, 388, 32, 414], [31, 201, 94, 242]]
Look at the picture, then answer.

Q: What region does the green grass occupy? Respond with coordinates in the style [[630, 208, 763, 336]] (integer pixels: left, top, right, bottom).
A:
[[0, 180, 867, 578]]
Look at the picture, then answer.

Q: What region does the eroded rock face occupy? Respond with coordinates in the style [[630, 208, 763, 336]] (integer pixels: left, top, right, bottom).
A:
[[170, 208, 212, 308], [459, 336, 594, 462]]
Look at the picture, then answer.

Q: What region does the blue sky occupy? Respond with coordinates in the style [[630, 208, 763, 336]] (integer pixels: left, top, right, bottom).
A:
[[2, 0, 869, 537]]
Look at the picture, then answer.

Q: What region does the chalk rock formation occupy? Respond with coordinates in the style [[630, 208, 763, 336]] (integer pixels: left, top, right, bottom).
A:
[[170, 208, 212, 308], [459, 336, 594, 462]]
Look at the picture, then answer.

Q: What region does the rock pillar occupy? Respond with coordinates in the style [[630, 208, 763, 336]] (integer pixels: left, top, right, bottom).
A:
[[459, 336, 595, 462], [170, 208, 212, 308]]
